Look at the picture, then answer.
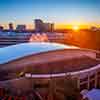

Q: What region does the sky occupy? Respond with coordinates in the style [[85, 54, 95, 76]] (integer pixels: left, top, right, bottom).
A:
[[0, 0, 100, 29]]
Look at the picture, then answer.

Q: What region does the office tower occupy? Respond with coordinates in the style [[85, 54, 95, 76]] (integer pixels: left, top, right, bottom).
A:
[[43, 23, 54, 32], [0, 26, 4, 31], [16, 25, 26, 32], [34, 19, 54, 32], [34, 19, 44, 32], [9, 23, 14, 31]]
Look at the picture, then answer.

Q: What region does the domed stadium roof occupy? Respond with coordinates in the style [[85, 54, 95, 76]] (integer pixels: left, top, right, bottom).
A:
[[0, 42, 78, 64]]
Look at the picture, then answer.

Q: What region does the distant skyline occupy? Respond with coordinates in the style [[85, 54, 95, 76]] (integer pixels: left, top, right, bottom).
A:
[[0, 0, 100, 29]]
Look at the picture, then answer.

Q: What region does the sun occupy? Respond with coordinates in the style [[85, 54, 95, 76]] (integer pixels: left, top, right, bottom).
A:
[[72, 25, 80, 31]]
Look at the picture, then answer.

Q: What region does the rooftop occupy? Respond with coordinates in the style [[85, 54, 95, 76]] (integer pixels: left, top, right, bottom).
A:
[[0, 42, 78, 64]]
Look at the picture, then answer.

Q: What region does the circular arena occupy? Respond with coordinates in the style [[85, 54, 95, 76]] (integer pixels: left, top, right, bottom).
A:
[[0, 42, 100, 99]]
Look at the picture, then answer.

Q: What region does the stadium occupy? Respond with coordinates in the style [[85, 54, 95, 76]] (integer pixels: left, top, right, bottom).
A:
[[0, 42, 100, 99]]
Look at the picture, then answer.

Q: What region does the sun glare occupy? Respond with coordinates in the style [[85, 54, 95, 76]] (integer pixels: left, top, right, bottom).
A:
[[73, 25, 80, 31]]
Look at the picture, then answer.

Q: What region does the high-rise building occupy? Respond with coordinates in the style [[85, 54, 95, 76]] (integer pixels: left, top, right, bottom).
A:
[[43, 23, 54, 32], [51, 23, 54, 32], [34, 19, 44, 32], [34, 19, 54, 32], [16, 25, 26, 32], [0, 26, 4, 32], [9, 23, 14, 31]]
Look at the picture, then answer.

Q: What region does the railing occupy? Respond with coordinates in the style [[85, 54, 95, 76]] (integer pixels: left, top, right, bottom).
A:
[[24, 64, 100, 90]]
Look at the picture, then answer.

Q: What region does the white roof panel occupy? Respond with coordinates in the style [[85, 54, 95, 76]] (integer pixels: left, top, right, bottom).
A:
[[0, 42, 78, 64]]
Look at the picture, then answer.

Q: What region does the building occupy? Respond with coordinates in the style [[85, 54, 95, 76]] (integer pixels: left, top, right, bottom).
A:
[[51, 23, 54, 32], [0, 42, 100, 87], [43, 23, 54, 32], [35, 19, 54, 32], [9, 23, 14, 31], [90, 26, 100, 31], [0, 26, 4, 31], [0, 42, 100, 100], [16, 25, 26, 32], [35, 19, 44, 32]]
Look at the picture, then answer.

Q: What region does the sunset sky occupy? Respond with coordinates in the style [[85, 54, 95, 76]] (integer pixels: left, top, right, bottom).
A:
[[0, 0, 100, 29]]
